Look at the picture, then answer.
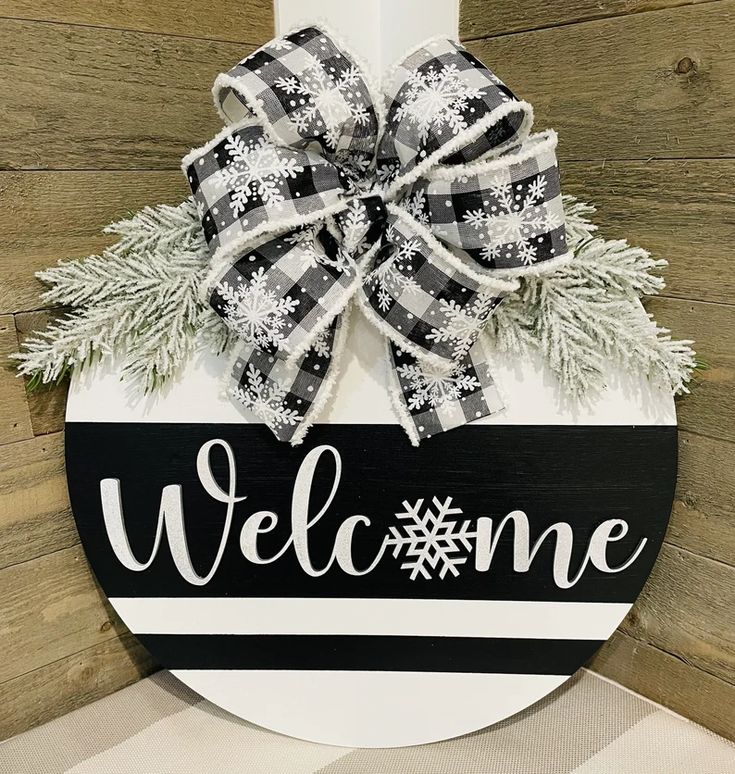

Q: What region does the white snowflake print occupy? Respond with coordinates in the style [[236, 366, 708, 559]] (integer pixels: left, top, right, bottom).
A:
[[310, 328, 332, 359], [216, 133, 304, 215], [395, 63, 486, 143], [286, 228, 329, 269], [385, 497, 476, 580], [426, 292, 498, 360], [233, 364, 302, 430], [339, 200, 371, 254], [217, 267, 299, 350], [463, 174, 561, 266], [403, 189, 430, 228], [275, 53, 371, 150], [397, 361, 481, 412], [238, 36, 293, 64], [366, 238, 422, 312], [376, 161, 400, 187], [267, 37, 293, 52]]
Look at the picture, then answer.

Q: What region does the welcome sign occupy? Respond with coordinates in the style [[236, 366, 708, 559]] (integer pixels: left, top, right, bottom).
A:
[[65, 384, 676, 746], [57, 7, 685, 751]]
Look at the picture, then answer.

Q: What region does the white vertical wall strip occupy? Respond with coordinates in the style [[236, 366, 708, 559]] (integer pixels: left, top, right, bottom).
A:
[[378, 0, 458, 72], [275, 0, 380, 70], [275, 0, 459, 75]]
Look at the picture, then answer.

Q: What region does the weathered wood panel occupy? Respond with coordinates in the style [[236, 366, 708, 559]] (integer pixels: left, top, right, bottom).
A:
[[0, 315, 33, 445], [460, 0, 714, 38], [0, 0, 273, 42], [563, 160, 735, 305], [0, 21, 256, 170], [0, 171, 188, 314], [671, 431, 735, 566], [0, 633, 156, 741], [0, 544, 130, 683], [620, 544, 735, 685], [647, 297, 735, 445], [0, 432, 73, 571], [466, 2, 735, 161], [588, 632, 735, 741]]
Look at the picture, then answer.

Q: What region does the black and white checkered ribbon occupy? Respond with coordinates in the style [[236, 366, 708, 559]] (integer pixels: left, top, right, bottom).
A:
[[182, 26, 570, 445]]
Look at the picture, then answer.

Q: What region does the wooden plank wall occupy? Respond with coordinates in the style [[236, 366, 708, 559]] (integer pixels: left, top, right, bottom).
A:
[[0, 0, 733, 742], [0, 1, 274, 739], [461, 0, 735, 740]]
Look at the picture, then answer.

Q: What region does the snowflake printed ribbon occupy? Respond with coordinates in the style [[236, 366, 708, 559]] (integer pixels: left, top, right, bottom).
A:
[[183, 26, 569, 445]]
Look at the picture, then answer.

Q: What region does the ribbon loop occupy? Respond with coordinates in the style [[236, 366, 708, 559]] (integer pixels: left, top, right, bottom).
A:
[[183, 26, 571, 447], [213, 26, 380, 180], [209, 226, 359, 365], [408, 130, 568, 271], [377, 39, 534, 195], [183, 123, 350, 280]]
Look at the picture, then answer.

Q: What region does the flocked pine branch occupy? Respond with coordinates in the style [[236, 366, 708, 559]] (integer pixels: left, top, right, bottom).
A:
[[12, 198, 232, 392], [488, 196, 696, 399], [105, 199, 203, 254]]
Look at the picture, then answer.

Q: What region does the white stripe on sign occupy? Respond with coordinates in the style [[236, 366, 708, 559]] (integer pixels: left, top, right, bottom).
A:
[[110, 597, 630, 640]]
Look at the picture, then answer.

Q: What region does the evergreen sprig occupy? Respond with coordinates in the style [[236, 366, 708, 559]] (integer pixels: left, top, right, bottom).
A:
[[488, 197, 696, 399], [13, 198, 231, 393]]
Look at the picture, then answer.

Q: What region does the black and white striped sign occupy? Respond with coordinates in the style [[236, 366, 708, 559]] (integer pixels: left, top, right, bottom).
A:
[[66, 421, 676, 745], [64, 317, 677, 747]]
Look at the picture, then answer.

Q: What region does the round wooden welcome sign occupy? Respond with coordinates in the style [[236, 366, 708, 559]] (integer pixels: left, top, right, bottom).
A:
[[65, 314, 677, 747]]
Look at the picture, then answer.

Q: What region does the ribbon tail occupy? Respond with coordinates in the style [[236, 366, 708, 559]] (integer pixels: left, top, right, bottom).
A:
[[386, 336, 505, 446], [227, 307, 353, 446]]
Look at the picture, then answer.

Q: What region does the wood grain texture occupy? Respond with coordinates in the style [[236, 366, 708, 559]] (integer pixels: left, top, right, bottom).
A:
[[588, 631, 735, 741], [465, 1, 735, 161], [0, 20, 256, 171], [671, 431, 735, 566], [647, 297, 735, 444], [460, 0, 714, 38], [0, 544, 132, 683], [0, 633, 157, 741], [0, 432, 74, 571], [0, 171, 189, 314], [0, 0, 273, 43], [563, 160, 735, 305], [0, 315, 33, 445], [621, 544, 735, 685], [13, 312, 69, 436]]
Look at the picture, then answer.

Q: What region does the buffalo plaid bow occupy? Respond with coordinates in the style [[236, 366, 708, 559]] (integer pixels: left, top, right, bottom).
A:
[[183, 26, 569, 445]]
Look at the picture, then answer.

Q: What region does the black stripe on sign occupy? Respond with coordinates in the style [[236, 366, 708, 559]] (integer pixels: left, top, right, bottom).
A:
[[140, 634, 604, 674], [66, 423, 676, 603]]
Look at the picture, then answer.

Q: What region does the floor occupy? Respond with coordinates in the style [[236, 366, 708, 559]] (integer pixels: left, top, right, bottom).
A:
[[0, 669, 732, 774]]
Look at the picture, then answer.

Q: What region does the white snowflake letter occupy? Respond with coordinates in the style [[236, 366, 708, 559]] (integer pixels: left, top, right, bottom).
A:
[[385, 497, 476, 580]]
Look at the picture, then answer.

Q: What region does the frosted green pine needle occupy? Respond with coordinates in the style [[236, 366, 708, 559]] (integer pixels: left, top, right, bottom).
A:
[[12, 198, 232, 393]]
